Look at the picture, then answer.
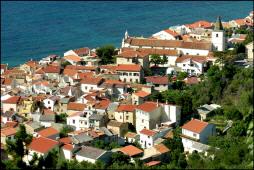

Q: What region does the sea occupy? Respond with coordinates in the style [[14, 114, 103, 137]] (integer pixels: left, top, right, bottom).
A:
[[1, 1, 253, 67]]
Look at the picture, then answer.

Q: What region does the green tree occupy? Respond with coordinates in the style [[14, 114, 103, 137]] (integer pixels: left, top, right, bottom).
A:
[[56, 113, 68, 124], [177, 72, 188, 80], [59, 125, 74, 138], [150, 54, 162, 66], [96, 45, 116, 65]]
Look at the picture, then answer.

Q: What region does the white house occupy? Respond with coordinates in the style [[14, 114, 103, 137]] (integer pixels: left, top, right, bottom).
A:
[[64, 47, 90, 57], [181, 118, 216, 153], [135, 102, 161, 133], [43, 96, 59, 111], [175, 55, 207, 75], [26, 137, 59, 163], [38, 55, 58, 65], [152, 29, 180, 40], [32, 81, 53, 95], [63, 55, 83, 66], [80, 77, 104, 93], [116, 64, 144, 83], [139, 128, 159, 149]]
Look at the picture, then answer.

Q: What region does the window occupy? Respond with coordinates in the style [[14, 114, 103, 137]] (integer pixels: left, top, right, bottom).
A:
[[126, 116, 129, 120], [129, 73, 132, 76], [48, 101, 50, 104], [72, 120, 75, 124], [190, 64, 194, 66], [216, 34, 218, 37], [186, 53, 189, 55], [120, 116, 122, 119], [142, 119, 144, 123], [148, 136, 150, 138], [91, 87, 93, 90], [193, 133, 197, 137], [136, 79, 138, 83], [130, 78, 132, 82], [141, 140, 143, 143], [85, 86, 87, 90], [148, 143, 151, 146], [183, 64, 186, 66]]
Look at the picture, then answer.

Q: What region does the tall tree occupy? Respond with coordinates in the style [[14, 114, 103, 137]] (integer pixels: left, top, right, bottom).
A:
[[96, 45, 116, 65]]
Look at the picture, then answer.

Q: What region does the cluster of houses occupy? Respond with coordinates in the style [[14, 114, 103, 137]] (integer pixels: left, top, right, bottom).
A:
[[1, 13, 253, 167]]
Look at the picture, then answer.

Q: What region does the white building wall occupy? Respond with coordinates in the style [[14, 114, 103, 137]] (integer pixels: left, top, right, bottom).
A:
[[62, 149, 72, 160], [81, 84, 102, 93], [43, 99, 55, 111], [178, 48, 209, 56], [76, 155, 96, 164], [212, 31, 225, 51], [2, 103, 17, 113], [139, 133, 156, 149], [152, 31, 176, 40]]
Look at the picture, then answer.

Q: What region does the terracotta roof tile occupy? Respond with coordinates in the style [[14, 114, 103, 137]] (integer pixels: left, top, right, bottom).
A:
[[118, 50, 149, 58], [176, 55, 207, 63], [78, 72, 94, 79], [43, 65, 60, 73], [164, 29, 179, 37], [2, 78, 12, 86], [65, 65, 96, 71], [116, 104, 136, 112], [64, 55, 82, 62], [122, 48, 178, 56], [136, 102, 158, 112], [124, 132, 137, 138], [120, 145, 143, 157], [29, 137, 58, 153], [1, 127, 17, 136], [145, 161, 161, 167], [133, 90, 150, 98], [145, 76, 169, 85], [234, 18, 246, 26], [43, 109, 56, 115], [139, 128, 157, 136], [80, 77, 104, 85], [67, 102, 86, 111], [73, 47, 90, 56], [37, 127, 59, 137], [94, 99, 110, 110], [185, 20, 212, 29], [63, 69, 79, 77], [116, 64, 142, 72], [2, 96, 21, 104], [154, 144, 170, 154], [184, 76, 200, 85], [62, 144, 74, 151], [4, 121, 18, 128], [182, 119, 209, 133], [59, 137, 72, 144], [25, 60, 39, 68]]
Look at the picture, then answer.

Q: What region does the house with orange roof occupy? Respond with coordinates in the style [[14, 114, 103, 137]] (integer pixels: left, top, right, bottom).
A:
[[185, 20, 213, 30], [229, 18, 248, 28], [132, 90, 151, 105], [80, 77, 104, 93], [63, 55, 83, 66], [43, 95, 60, 111], [145, 76, 169, 92], [37, 127, 60, 140], [116, 64, 144, 83], [135, 102, 161, 133], [43, 65, 61, 81], [2, 96, 21, 113], [152, 29, 181, 40], [116, 50, 150, 69], [61, 68, 80, 86], [141, 143, 170, 162], [119, 145, 143, 158], [99, 79, 127, 99], [181, 118, 216, 153], [32, 80, 53, 95], [175, 55, 208, 75], [67, 102, 86, 116], [1, 127, 17, 145], [26, 137, 59, 163], [64, 47, 90, 57], [20, 60, 40, 75], [114, 104, 137, 126], [139, 128, 159, 149]]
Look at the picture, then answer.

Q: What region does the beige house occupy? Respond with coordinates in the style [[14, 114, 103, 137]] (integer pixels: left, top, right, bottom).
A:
[[2, 96, 22, 113], [246, 42, 253, 61], [132, 90, 150, 105], [116, 64, 144, 83], [1, 127, 17, 145], [107, 120, 128, 137], [66, 102, 86, 116], [117, 50, 150, 69], [115, 104, 137, 126]]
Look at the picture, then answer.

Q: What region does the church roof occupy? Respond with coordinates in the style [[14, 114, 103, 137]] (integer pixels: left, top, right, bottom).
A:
[[214, 16, 223, 31]]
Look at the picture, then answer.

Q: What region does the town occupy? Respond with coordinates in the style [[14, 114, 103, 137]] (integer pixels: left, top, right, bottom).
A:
[[1, 11, 253, 169]]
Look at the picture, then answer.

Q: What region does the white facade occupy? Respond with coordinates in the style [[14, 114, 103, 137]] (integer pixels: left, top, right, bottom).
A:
[[135, 107, 161, 133], [43, 99, 55, 111], [178, 48, 209, 56], [139, 133, 158, 149], [161, 104, 181, 126], [76, 154, 97, 163], [211, 31, 225, 51], [117, 71, 143, 83], [66, 110, 95, 130], [152, 30, 177, 40], [176, 60, 205, 75], [81, 84, 103, 93], [62, 148, 73, 160], [246, 42, 253, 60], [64, 50, 79, 57]]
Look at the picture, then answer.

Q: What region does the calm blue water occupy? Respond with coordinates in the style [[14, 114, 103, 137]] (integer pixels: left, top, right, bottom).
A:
[[1, 1, 253, 66]]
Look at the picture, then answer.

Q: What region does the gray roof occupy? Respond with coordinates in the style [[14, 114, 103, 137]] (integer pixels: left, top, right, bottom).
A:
[[89, 114, 104, 121], [72, 133, 93, 144], [39, 114, 55, 122], [76, 146, 106, 159], [26, 121, 42, 130], [100, 127, 113, 136]]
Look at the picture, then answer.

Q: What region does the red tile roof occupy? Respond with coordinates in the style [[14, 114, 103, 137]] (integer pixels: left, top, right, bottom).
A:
[[73, 47, 90, 56], [78, 72, 94, 79], [120, 145, 143, 157], [234, 18, 246, 26], [65, 65, 96, 71], [139, 128, 157, 136], [1, 127, 17, 136], [62, 144, 74, 151], [2, 96, 21, 104], [125, 37, 211, 50], [37, 127, 59, 137], [80, 77, 104, 85], [67, 102, 86, 111], [25, 60, 39, 68], [2, 78, 12, 86], [116, 64, 142, 72], [94, 99, 110, 110], [184, 76, 200, 85], [59, 137, 72, 144], [176, 55, 207, 63], [122, 47, 178, 56], [133, 91, 150, 98], [182, 118, 209, 133], [118, 50, 149, 58], [43, 109, 56, 115], [43, 65, 60, 73], [29, 137, 58, 154], [63, 69, 79, 77], [145, 76, 169, 85], [136, 102, 158, 112], [116, 104, 136, 112], [145, 161, 161, 167], [164, 29, 179, 37], [64, 55, 82, 62], [4, 121, 18, 128], [186, 20, 212, 29], [154, 144, 170, 154]]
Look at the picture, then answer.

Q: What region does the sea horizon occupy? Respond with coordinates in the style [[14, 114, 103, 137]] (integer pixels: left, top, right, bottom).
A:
[[1, 1, 253, 67]]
